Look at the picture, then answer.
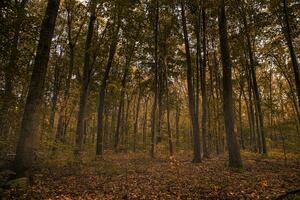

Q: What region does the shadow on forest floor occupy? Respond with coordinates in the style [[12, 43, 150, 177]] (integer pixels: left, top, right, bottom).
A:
[[3, 151, 300, 199]]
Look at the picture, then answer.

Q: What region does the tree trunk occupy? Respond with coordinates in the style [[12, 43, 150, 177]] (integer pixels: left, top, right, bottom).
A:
[[14, 0, 60, 177], [96, 16, 120, 156], [75, 1, 96, 155], [150, 0, 159, 158], [175, 105, 180, 147], [133, 87, 142, 152], [238, 0, 267, 154], [142, 97, 149, 148], [218, 0, 242, 168], [282, 0, 300, 110], [200, 4, 209, 158], [181, 0, 201, 163], [164, 57, 173, 156], [115, 67, 128, 152]]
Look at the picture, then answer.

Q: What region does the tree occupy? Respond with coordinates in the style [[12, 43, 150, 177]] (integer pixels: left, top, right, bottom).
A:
[[96, 6, 121, 155], [14, 0, 60, 177], [181, 0, 202, 163], [218, 0, 243, 168], [75, 0, 96, 155]]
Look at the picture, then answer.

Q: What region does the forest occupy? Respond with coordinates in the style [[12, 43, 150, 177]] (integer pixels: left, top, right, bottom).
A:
[[0, 0, 300, 199]]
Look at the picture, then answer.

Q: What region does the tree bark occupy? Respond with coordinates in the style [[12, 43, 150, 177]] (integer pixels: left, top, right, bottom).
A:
[[14, 0, 60, 177], [218, 0, 243, 168]]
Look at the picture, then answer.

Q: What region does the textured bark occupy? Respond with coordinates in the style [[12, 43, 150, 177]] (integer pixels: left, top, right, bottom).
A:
[[75, 1, 96, 155], [14, 0, 60, 177], [181, 0, 201, 163], [218, 0, 243, 168]]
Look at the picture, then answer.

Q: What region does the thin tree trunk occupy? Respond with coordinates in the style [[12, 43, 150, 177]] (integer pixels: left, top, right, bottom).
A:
[[150, 0, 159, 158], [142, 97, 149, 148], [14, 0, 60, 177], [133, 87, 142, 152], [239, 0, 267, 154], [181, 0, 201, 163], [75, 0, 96, 155], [175, 105, 180, 147], [96, 14, 121, 155], [282, 0, 300, 110], [164, 57, 173, 156], [218, 0, 243, 168], [200, 3, 209, 158]]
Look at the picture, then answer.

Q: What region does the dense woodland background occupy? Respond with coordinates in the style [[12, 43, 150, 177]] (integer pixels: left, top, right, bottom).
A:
[[0, 0, 300, 199]]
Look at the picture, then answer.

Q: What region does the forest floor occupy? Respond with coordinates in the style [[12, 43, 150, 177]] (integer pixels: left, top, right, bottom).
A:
[[3, 150, 300, 200]]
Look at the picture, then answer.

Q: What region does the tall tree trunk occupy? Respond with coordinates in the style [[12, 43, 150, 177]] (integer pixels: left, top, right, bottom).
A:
[[75, 1, 96, 155], [181, 0, 201, 163], [96, 15, 120, 156], [150, 0, 159, 158], [218, 0, 242, 168], [242, 9, 267, 155], [114, 39, 136, 151], [56, 1, 84, 141], [14, 0, 60, 177], [200, 3, 209, 158], [282, 0, 300, 110]]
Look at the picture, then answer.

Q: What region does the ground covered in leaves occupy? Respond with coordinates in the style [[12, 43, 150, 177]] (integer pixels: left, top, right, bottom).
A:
[[3, 151, 300, 199]]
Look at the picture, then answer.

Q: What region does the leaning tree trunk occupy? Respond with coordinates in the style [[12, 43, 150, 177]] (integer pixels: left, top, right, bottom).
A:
[[181, 0, 202, 163], [282, 0, 300, 110], [218, 0, 243, 168], [14, 0, 60, 177]]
